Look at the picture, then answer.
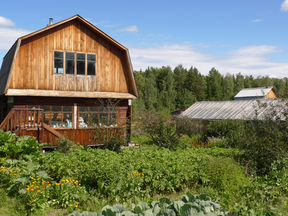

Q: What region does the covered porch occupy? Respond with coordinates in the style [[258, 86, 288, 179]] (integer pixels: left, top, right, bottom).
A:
[[0, 97, 131, 146]]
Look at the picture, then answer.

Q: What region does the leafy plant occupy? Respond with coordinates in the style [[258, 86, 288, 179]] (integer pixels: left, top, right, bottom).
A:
[[0, 131, 40, 159], [17, 176, 87, 213], [69, 193, 226, 216], [145, 119, 180, 150], [103, 137, 124, 153]]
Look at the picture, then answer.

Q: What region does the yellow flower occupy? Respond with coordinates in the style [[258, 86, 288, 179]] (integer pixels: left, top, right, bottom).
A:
[[37, 190, 41, 193]]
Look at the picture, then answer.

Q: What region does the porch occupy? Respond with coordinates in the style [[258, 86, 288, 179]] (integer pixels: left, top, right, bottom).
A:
[[0, 105, 128, 146]]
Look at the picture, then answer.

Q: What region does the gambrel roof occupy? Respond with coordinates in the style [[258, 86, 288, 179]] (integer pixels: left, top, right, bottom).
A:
[[0, 15, 138, 99]]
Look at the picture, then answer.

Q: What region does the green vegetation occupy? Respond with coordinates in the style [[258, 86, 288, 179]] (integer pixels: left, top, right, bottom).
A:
[[134, 65, 288, 113], [69, 193, 225, 216], [1, 115, 288, 216]]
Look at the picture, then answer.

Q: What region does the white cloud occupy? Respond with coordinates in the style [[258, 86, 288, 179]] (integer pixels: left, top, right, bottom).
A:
[[251, 18, 262, 23], [0, 16, 14, 27], [131, 45, 212, 72], [130, 44, 288, 78], [119, 25, 139, 33], [0, 27, 30, 51], [0, 16, 30, 51], [281, 0, 288, 11]]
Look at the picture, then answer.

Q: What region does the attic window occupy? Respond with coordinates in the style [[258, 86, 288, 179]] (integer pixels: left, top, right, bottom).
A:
[[77, 53, 86, 75], [87, 54, 96, 75], [66, 52, 75, 75], [54, 52, 64, 74]]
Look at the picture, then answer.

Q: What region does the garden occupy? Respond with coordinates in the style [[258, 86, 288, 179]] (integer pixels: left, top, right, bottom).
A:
[[1, 112, 288, 215]]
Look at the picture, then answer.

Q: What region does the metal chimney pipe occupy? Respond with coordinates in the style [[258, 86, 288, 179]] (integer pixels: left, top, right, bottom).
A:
[[48, 18, 54, 26]]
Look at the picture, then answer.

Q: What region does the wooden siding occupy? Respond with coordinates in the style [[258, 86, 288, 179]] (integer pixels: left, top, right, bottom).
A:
[[8, 19, 130, 94], [6, 89, 136, 99], [266, 89, 277, 100], [21, 127, 126, 146], [0, 41, 19, 94]]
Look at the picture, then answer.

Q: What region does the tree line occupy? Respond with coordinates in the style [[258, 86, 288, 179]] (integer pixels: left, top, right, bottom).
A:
[[134, 65, 288, 112]]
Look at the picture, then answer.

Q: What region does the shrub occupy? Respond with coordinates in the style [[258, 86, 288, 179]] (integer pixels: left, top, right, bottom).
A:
[[57, 138, 80, 154], [203, 120, 244, 141], [145, 119, 181, 150], [180, 134, 204, 148], [102, 137, 124, 152], [202, 114, 288, 176], [131, 135, 151, 146], [221, 119, 288, 176], [207, 137, 227, 148], [0, 131, 40, 159], [176, 117, 209, 136], [201, 157, 249, 193]]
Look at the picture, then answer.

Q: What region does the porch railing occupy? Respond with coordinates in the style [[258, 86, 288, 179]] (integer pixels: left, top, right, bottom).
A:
[[0, 107, 43, 132], [0, 107, 64, 143]]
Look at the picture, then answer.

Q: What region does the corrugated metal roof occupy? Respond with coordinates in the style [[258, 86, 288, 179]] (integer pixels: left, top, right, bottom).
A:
[[234, 87, 273, 99], [180, 99, 287, 120]]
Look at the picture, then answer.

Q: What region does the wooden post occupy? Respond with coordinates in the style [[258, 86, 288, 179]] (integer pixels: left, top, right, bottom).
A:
[[36, 110, 40, 143], [73, 103, 77, 129], [126, 99, 132, 144]]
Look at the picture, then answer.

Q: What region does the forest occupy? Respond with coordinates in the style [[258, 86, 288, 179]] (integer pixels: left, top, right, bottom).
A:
[[134, 65, 288, 113]]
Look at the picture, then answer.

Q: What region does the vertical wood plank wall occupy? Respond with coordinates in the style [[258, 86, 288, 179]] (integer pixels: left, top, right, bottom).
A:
[[8, 20, 129, 93], [266, 90, 277, 100]]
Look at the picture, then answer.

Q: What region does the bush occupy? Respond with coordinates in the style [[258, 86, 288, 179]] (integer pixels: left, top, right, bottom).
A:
[[180, 134, 204, 148], [102, 137, 124, 152], [202, 115, 288, 176], [0, 131, 40, 159], [207, 137, 227, 148], [58, 138, 81, 154], [176, 117, 209, 136], [201, 157, 249, 193], [203, 120, 244, 141], [239, 120, 288, 175], [131, 135, 151, 146], [145, 119, 181, 150]]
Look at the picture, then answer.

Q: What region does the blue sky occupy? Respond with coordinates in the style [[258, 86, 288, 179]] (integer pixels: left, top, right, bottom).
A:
[[1, 0, 288, 77]]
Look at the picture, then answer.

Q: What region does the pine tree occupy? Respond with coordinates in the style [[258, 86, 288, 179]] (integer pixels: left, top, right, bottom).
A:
[[207, 68, 223, 100], [222, 74, 235, 100]]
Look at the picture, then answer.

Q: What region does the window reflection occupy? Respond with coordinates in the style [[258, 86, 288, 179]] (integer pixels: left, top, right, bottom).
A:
[[77, 53, 86, 75], [87, 54, 96, 75], [42, 106, 73, 128], [54, 52, 64, 74], [78, 106, 117, 128], [66, 52, 75, 75]]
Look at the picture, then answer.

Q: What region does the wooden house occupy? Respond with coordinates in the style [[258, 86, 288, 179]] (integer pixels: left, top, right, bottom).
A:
[[0, 15, 138, 146], [234, 87, 277, 100]]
